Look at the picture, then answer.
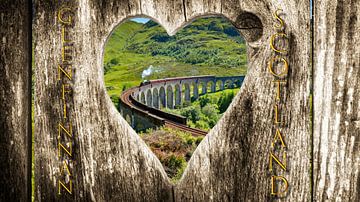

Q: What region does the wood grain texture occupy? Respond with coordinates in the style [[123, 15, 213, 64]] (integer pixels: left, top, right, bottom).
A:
[[0, 0, 31, 201], [33, 0, 311, 201], [176, 0, 311, 201], [313, 0, 360, 201], [34, 0, 172, 201]]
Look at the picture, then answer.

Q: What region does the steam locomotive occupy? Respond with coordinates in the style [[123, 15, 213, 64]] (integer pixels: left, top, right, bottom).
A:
[[140, 80, 150, 86]]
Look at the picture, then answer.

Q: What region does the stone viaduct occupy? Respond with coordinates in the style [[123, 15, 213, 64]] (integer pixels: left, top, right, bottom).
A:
[[134, 75, 244, 109], [119, 75, 244, 132]]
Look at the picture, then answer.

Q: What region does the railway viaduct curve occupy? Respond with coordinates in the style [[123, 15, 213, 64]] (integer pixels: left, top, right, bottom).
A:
[[119, 75, 244, 133]]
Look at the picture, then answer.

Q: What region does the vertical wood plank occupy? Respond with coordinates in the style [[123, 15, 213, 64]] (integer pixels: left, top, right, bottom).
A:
[[0, 0, 31, 201], [313, 0, 360, 200]]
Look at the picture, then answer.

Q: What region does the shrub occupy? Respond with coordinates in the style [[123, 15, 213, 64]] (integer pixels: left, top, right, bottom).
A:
[[110, 58, 119, 65], [202, 103, 220, 125], [151, 32, 173, 42], [195, 137, 203, 145], [199, 95, 210, 108], [186, 138, 193, 145], [164, 154, 186, 178], [217, 91, 235, 113], [195, 120, 209, 130], [180, 105, 201, 123]]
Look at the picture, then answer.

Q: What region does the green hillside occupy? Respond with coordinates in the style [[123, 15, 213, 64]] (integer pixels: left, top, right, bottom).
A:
[[103, 17, 247, 181], [104, 17, 247, 105]]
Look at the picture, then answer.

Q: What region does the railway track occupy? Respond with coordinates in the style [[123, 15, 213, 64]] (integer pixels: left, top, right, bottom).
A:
[[164, 120, 207, 136], [120, 86, 207, 137]]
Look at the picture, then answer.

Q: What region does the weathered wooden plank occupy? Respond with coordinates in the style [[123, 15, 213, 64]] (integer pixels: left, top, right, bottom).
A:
[[0, 0, 31, 201], [34, 0, 172, 201], [141, 0, 186, 35], [175, 0, 311, 201], [313, 0, 360, 201], [184, 0, 222, 20], [0, 0, 356, 200]]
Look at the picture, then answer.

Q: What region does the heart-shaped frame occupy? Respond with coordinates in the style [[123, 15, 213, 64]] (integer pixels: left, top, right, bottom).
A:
[[34, 0, 310, 201]]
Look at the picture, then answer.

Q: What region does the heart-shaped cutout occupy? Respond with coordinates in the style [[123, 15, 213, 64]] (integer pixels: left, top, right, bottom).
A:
[[104, 16, 246, 181]]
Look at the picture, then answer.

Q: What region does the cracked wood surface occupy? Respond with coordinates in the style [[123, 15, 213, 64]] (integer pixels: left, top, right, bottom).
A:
[[34, 0, 310, 201], [0, 0, 357, 201], [313, 0, 360, 201], [0, 0, 31, 201]]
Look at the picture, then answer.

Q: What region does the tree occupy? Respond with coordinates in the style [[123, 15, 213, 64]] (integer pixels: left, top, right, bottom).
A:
[[180, 105, 201, 123], [202, 104, 220, 127], [217, 91, 235, 113], [199, 95, 210, 108]]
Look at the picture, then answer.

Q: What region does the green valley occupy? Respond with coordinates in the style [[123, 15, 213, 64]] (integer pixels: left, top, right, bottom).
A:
[[104, 17, 247, 106], [104, 17, 247, 180]]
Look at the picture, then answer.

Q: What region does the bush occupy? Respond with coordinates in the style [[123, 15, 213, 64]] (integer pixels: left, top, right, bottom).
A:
[[110, 58, 119, 65], [202, 103, 220, 121], [199, 95, 210, 108], [195, 119, 209, 130], [163, 154, 187, 179], [217, 91, 235, 113], [180, 105, 201, 123], [208, 21, 223, 32], [151, 32, 173, 42], [223, 26, 240, 37], [195, 137, 203, 145]]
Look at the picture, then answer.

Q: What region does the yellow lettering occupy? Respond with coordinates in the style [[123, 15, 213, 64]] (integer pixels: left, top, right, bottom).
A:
[[58, 122, 72, 138], [271, 175, 288, 196], [274, 104, 283, 124], [273, 80, 287, 100], [62, 45, 73, 63], [272, 128, 286, 148], [58, 8, 73, 25], [268, 56, 288, 77], [58, 142, 72, 157], [58, 64, 72, 80], [60, 161, 72, 176], [58, 180, 72, 195], [269, 152, 287, 171], [273, 9, 285, 30], [62, 26, 72, 43], [270, 33, 288, 53]]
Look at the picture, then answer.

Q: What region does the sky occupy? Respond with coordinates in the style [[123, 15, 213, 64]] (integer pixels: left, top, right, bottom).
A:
[[130, 18, 150, 24]]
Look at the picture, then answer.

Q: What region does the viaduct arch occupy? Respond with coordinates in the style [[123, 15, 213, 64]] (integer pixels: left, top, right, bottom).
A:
[[119, 75, 244, 132]]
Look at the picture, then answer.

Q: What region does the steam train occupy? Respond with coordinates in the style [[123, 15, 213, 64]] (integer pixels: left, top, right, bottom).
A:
[[140, 80, 150, 86]]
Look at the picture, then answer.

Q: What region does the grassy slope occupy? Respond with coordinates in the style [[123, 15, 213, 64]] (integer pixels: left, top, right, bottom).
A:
[[104, 17, 247, 104], [103, 18, 247, 181]]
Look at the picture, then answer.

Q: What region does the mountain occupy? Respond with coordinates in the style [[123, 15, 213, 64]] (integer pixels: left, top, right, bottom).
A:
[[103, 17, 247, 104]]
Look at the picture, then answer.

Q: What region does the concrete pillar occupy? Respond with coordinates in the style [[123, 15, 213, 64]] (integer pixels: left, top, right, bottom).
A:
[[166, 85, 173, 109], [159, 86, 166, 108], [153, 88, 159, 109], [146, 89, 152, 107], [220, 80, 225, 90], [193, 82, 198, 99], [202, 82, 207, 94], [184, 83, 190, 102], [175, 84, 181, 107], [140, 91, 146, 104], [210, 80, 216, 93]]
